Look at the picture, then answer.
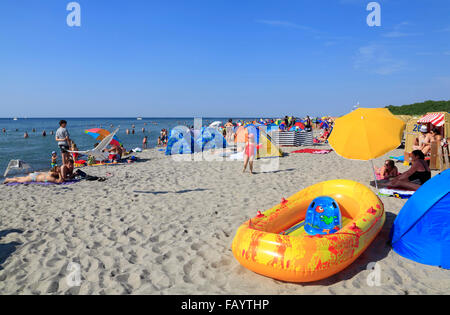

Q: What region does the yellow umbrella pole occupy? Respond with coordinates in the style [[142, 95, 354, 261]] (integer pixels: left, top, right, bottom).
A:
[[370, 160, 379, 191]]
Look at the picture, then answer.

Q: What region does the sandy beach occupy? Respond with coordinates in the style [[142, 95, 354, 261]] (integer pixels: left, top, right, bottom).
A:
[[0, 144, 448, 295]]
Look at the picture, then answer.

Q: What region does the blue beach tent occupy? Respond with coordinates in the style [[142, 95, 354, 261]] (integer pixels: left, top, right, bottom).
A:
[[165, 127, 194, 155], [195, 127, 227, 152], [390, 169, 450, 269], [165, 127, 227, 155]]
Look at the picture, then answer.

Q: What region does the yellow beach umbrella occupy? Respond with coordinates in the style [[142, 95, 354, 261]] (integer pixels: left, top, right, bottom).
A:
[[328, 108, 406, 189], [329, 108, 405, 161]]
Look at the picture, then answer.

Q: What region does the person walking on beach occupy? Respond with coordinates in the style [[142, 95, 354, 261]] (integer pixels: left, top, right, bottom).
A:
[[55, 120, 72, 165]]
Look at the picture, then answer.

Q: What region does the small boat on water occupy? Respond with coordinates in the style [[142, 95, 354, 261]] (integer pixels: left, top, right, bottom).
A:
[[13, 117, 18, 121], [137, 117, 143, 121]]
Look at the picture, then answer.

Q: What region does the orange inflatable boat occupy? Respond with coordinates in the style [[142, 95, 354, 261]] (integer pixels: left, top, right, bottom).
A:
[[232, 179, 385, 283]]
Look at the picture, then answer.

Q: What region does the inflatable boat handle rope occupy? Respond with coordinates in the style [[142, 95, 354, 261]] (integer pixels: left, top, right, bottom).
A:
[[251, 199, 385, 240]]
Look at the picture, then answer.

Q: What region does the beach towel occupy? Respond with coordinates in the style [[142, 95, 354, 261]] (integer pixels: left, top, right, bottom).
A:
[[292, 149, 332, 154], [390, 155, 405, 162], [229, 151, 244, 161], [5, 179, 80, 187], [378, 188, 416, 200]]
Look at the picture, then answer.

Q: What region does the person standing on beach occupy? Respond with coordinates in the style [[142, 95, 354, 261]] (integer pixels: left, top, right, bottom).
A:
[[55, 120, 72, 165], [305, 116, 312, 132], [243, 133, 256, 174], [143, 135, 148, 149], [225, 119, 234, 145]]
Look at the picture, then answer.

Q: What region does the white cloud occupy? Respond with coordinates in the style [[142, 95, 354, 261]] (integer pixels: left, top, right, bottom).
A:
[[354, 44, 405, 75], [382, 21, 423, 38]]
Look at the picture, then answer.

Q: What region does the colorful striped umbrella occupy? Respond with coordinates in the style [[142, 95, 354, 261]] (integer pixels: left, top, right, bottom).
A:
[[85, 128, 122, 147]]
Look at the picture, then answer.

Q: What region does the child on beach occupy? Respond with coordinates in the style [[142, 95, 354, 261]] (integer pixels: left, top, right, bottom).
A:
[[243, 133, 256, 174], [71, 142, 79, 161], [375, 160, 399, 180], [51, 151, 58, 168]]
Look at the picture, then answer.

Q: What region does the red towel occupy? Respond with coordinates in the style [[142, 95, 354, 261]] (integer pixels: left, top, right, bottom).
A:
[[292, 149, 332, 154]]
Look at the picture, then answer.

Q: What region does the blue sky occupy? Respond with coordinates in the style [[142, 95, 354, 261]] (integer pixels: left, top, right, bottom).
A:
[[0, 0, 449, 117]]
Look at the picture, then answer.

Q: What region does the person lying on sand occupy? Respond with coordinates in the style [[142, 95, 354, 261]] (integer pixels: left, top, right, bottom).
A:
[[389, 150, 431, 191], [375, 160, 399, 180], [4, 168, 63, 184]]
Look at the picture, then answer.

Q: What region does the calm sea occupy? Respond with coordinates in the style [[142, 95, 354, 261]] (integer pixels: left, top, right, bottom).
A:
[[0, 117, 255, 177]]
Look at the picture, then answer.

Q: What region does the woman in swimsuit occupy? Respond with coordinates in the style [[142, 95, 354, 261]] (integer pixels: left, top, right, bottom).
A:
[[375, 160, 399, 180], [389, 150, 431, 191], [431, 128, 443, 144], [414, 125, 433, 155], [4, 168, 63, 184]]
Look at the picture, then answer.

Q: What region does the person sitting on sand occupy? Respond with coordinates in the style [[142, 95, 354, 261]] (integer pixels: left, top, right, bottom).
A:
[[243, 133, 257, 174], [60, 158, 75, 180], [120, 144, 130, 156], [389, 150, 431, 191], [375, 160, 399, 180], [106, 144, 122, 162], [4, 167, 63, 184], [316, 128, 331, 143], [431, 128, 443, 145], [413, 125, 433, 155], [51, 151, 58, 168], [71, 142, 79, 161]]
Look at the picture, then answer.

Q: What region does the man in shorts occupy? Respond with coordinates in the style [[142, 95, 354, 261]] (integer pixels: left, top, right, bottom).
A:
[[55, 120, 72, 164]]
